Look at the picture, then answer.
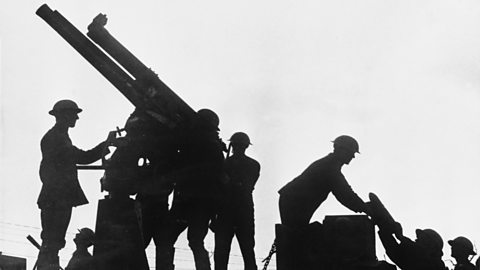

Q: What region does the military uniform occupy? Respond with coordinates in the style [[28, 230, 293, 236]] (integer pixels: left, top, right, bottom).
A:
[[278, 153, 367, 228], [162, 127, 225, 270], [37, 123, 106, 268], [214, 153, 260, 270], [136, 132, 176, 270], [65, 249, 95, 270], [277, 152, 367, 270]]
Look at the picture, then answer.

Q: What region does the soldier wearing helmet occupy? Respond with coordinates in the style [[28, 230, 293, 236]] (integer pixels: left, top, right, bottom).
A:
[[278, 135, 369, 229], [101, 110, 159, 196], [449, 236, 476, 270], [65, 228, 96, 270], [377, 222, 447, 270], [276, 135, 370, 269], [214, 132, 260, 270], [36, 100, 115, 270], [196, 108, 220, 131], [161, 108, 226, 270]]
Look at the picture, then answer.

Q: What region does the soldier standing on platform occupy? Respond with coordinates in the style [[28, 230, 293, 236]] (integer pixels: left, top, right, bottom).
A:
[[135, 115, 177, 270], [278, 135, 370, 228], [36, 100, 115, 270], [276, 135, 370, 270], [214, 132, 260, 270]]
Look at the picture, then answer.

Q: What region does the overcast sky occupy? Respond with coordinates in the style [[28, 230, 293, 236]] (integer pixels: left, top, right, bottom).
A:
[[2, 0, 480, 269]]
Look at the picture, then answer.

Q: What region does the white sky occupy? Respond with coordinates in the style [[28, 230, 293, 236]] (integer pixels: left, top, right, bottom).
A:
[[2, 0, 480, 269]]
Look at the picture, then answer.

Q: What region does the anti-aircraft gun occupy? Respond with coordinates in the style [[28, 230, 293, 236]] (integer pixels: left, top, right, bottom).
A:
[[36, 4, 200, 270]]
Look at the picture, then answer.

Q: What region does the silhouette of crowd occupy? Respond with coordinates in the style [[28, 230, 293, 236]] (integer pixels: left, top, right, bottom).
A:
[[35, 99, 480, 270], [35, 101, 261, 270]]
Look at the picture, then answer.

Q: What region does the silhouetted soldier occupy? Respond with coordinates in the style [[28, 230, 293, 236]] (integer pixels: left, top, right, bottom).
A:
[[65, 228, 96, 270], [101, 110, 161, 196], [378, 222, 446, 270], [96, 110, 158, 270], [162, 109, 225, 270], [214, 132, 260, 270], [276, 135, 370, 270], [37, 100, 114, 270], [448, 236, 476, 270], [278, 135, 370, 228], [135, 115, 177, 270]]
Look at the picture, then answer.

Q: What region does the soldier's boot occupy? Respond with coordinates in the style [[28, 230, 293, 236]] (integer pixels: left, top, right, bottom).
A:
[[37, 247, 54, 270], [50, 255, 61, 270], [191, 247, 211, 270], [36, 250, 49, 270], [37, 251, 60, 270]]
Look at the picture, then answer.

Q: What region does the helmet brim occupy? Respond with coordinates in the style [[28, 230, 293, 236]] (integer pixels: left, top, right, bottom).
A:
[[49, 108, 83, 116]]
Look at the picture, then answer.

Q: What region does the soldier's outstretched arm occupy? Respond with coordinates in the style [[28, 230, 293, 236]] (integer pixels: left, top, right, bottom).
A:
[[73, 141, 109, 164], [74, 130, 122, 164], [331, 175, 367, 213], [378, 229, 402, 263]]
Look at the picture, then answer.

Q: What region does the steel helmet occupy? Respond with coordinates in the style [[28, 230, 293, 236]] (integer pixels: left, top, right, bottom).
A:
[[416, 228, 444, 251], [448, 236, 476, 255], [124, 111, 149, 132], [49, 99, 82, 115], [197, 108, 220, 129], [76, 227, 95, 247], [229, 132, 251, 145], [332, 135, 360, 154]]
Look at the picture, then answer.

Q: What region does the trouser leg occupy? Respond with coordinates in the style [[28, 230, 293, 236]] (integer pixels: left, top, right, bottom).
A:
[[214, 223, 234, 270], [38, 207, 72, 270], [156, 222, 184, 270], [157, 199, 188, 270], [139, 196, 171, 270], [152, 201, 172, 270], [139, 201, 154, 248], [236, 209, 257, 270], [187, 201, 213, 270]]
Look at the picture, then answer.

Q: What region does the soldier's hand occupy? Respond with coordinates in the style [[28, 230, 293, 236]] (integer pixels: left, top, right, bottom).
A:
[[393, 222, 403, 239], [110, 137, 129, 148], [106, 131, 117, 144], [363, 201, 373, 217]]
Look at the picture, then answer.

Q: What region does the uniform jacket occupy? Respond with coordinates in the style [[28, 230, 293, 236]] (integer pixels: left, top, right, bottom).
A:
[[65, 249, 95, 270], [174, 128, 225, 200], [223, 154, 260, 208], [37, 124, 106, 209], [278, 153, 366, 218]]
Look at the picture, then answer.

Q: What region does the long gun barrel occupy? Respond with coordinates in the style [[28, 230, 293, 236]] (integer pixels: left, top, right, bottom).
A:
[[35, 4, 196, 128]]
